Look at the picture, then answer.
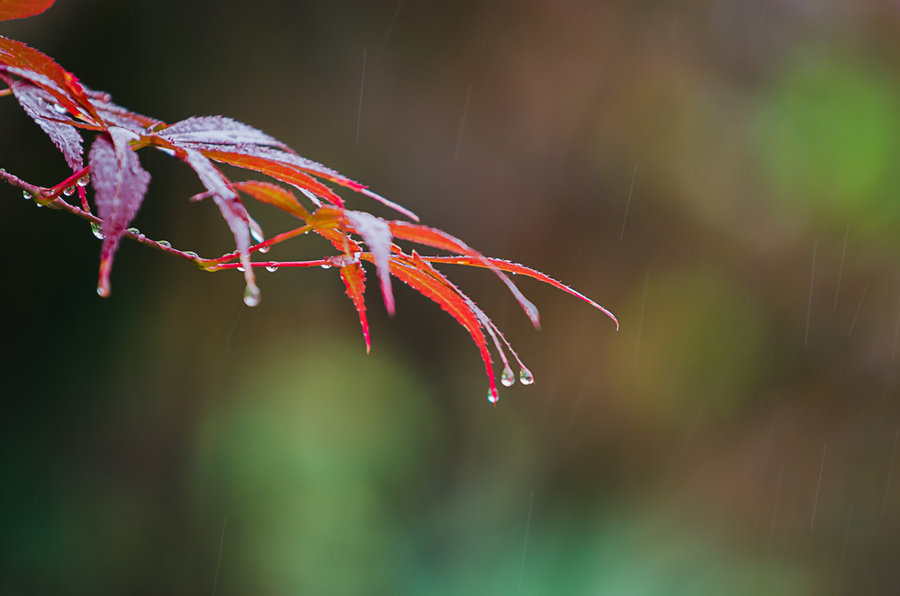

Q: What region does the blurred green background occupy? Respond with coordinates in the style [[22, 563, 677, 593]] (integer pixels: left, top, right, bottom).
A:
[[2, 0, 900, 593]]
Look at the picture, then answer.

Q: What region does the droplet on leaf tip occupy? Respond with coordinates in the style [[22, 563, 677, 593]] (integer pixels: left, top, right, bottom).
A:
[[487, 388, 499, 404], [243, 284, 261, 307], [22, 190, 32, 200], [63, 186, 75, 197], [519, 367, 535, 385], [90, 222, 104, 239], [96, 284, 110, 298], [500, 366, 516, 387]]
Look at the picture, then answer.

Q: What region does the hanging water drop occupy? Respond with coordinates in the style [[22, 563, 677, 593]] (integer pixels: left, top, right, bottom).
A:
[[487, 387, 499, 404], [236, 266, 245, 272], [90, 222, 104, 239], [500, 366, 516, 387], [63, 186, 75, 197], [519, 367, 535, 385], [22, 190, 32, 200], [249, 220, 265, 244], [320, 264, 332, 270], [266, 265, 279, 272], [243, 284, 261, 307], [258, 245, 270, 254], [76, 174, 90, 187], [158, 240, 171, 249]]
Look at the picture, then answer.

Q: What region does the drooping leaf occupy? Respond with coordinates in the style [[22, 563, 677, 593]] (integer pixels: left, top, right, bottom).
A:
[[389, 220, 540, 328], [387, 254, 497, 401], [0, 0, 54, 22], [231, 180, 309, 220], [346, 210, 395, 315], [421, 255, 620, 329], [89, 127, 150, 297], [2, 75, 83, 171], [340, 262, 370, 353], [182, 148, 257, 299], [0, 36, 100, 123]]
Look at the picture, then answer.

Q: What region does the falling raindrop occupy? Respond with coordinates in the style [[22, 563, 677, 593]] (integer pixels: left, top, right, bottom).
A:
[[243, 284, 261, 307], [501, 366, 516, 387], [158, 240, 172, 249], [266, 265, 278, 272], [90, 222, 104, 239], [22, 190, 32, 200], [126, 227, 140, 235], [519, 367, 535, 385], [63, 186, 75, 197], [76, 174, 90, 187], [487, 388, 499, 404]]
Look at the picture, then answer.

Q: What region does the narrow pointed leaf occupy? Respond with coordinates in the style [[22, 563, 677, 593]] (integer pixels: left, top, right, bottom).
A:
[[340, 262, 370, 353], [89, 127, 150, 297], [231, 180, 309, 220], [387, 255, 496, 399], [389, 220, 541, 328], [0, 0, 54, 22], [0, 36, 100, 123], [2, 75, 83, 171], [422, 255, 619, 329], [346, 211, 394, 315], [182, 148, 257, 297]]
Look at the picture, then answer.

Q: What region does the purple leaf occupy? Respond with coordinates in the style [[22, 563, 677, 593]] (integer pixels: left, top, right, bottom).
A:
[[89, 126, 150, 297], [2, 74, 83, 171], [160, 116, 286, 149], [182, 148, 258, 301], [346, 210, 394, 315]]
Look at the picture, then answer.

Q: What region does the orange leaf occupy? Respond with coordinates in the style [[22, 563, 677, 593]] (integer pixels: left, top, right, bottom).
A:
[[0, 36, 100, 123], [232, 180, 309, 220], [340, 262, 370, 353], [0, 0, 53, 22], [421, 255, 619, 329], [387, 255, 497, 401]]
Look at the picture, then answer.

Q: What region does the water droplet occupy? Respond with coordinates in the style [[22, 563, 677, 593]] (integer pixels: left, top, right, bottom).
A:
[[258, 245, 270, 254], [63, 186, 75, 197], [126, 227, 140, 235], [487, 388, 499, 404], [237, 266, 245, 272], [52, 102, 67, 115], [96, 285, 109, 297], [90, 222, 104, 239], [184, 251, 199, 259], [320, 264, 332, 269], [249, 221, 265, 244], [22, 190, 32, 200], [500, 366, 516, 387], [266, 265, 278, 272], [76, 174, 90, 187], [519, 367, 535, 385], [243, 284, 261, 307], [158, 240, 171, 249]]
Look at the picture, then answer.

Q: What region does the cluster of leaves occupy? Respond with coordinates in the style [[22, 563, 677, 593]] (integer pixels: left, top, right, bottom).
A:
[[0, 0, 617, 402]]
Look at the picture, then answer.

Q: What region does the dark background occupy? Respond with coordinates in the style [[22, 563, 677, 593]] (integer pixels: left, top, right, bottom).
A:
[[2, 1, 900, 593]]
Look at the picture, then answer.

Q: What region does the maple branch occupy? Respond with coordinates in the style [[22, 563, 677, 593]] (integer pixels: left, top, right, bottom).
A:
[[0, 167, 205, 264]]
